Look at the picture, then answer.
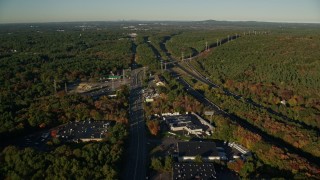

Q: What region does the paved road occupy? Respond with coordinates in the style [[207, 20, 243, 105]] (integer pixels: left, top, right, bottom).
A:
[[123, 68, 147, 180]]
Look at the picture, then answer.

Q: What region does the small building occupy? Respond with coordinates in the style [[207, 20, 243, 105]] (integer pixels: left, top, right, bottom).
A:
[[228, 142, 251, 160], [173, 163, 216, 180], [177, 141, 226, 162], [144, 88, 159, 102], [128, 33, 137, 38], [154, 75, 167, 87], [156, 81, 165, 87], [108, 94, 117, 98], [107, 75, 122, 80], [162, 112, 180, 116], [145, 98, 154, 102]]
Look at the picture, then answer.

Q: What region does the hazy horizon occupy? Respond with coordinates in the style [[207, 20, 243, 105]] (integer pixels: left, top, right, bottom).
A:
[[0, 0, 319, 24], [1, 19, 320, 25]]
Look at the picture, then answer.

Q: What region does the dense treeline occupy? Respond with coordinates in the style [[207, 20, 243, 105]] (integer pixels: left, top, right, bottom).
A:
[[1, 85, 129, 138], [192, 31, 320, 128], [0, 28, 132, 138], [148, 33, 174, 61], [212, 113, 320, 179], [0, 123, 128, 179], [166, 30, 235, 59], [171, 76, 320, 178], [182, 30, 320, 160], [174, 29, 320, 177], [192, 82, 320, 158], [0, 30, 132, 82], [150, 156, 173, 173], [136, 41, 159, 71]]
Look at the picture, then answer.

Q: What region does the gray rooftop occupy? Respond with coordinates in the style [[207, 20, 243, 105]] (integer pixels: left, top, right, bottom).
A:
[[56, 120, 110, 141]]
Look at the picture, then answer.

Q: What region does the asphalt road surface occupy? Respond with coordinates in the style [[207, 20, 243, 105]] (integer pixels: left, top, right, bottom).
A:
[[123, 68, 147, 180]]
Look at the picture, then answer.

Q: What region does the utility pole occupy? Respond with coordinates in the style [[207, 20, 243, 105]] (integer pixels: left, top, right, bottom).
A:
[[65, 82, 67, 93], [205, 41, 208, 51], [164, 63, 167, 70], [54, 79, 57, 94], [135, 74, 138, 86]]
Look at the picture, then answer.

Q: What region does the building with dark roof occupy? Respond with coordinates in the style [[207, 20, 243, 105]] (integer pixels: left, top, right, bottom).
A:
[[177, 141, 226, 162], [54, 120, 110, 142], [173, 163, 216, 180]]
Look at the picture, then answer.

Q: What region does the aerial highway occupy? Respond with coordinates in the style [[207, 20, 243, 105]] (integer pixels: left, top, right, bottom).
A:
[[123, 68, 147, 180]]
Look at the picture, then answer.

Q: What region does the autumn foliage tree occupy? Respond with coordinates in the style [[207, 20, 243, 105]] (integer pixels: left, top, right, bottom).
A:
[[147, 120, 160, 136], [228, 159, 244, 173]]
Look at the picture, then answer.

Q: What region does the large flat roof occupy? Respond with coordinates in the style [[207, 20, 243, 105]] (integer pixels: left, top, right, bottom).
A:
[[178, 141, 219, 157], [56, 120, 110, 141]]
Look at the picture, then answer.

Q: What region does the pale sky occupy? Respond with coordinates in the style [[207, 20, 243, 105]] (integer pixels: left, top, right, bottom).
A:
[[0, 0, 319, 23]]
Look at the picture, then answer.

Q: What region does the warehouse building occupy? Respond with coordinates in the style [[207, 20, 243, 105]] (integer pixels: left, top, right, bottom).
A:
[[52, 120, 110, 142], [177, 141, 227, 162]]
